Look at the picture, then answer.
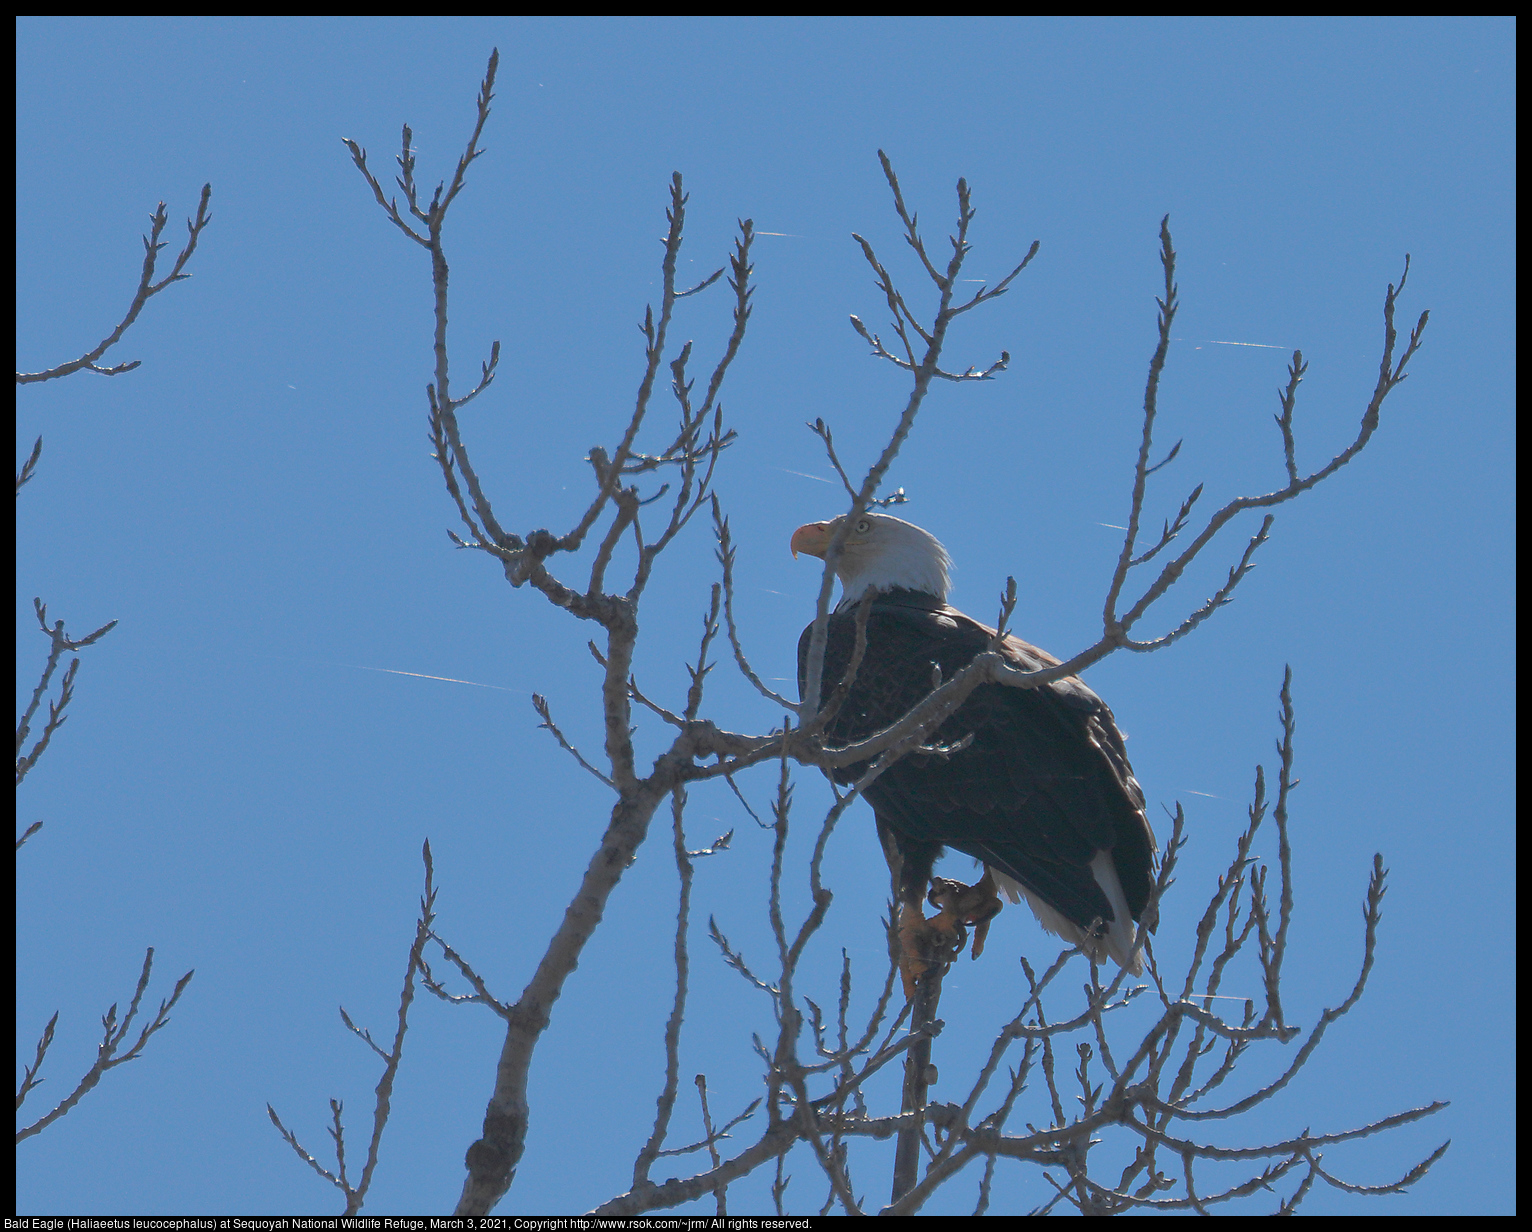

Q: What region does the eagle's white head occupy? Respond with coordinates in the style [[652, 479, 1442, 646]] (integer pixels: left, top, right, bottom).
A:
[[790, 512, 952, 608]]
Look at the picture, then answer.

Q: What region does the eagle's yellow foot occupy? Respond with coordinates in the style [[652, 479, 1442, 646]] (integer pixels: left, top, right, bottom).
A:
[[898, 901, 967, 1001], [927, 870, 1005, 960], [897, 872, 1007, 1000]]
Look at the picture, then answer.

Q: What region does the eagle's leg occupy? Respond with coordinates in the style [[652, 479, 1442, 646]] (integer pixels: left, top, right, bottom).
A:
[[928, 868, 1005, 960], [882, 831, 954, 1001], [881, 826, 985, 999], [897, 894, 966, 1002], [895, 870, 1007, 997]]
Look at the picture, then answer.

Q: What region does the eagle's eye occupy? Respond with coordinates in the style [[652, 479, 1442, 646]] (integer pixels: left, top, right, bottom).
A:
[[854, 518, 871, 533]]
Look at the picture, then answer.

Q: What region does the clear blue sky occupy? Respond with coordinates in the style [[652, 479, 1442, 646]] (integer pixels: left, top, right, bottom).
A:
[[16, 16, 1513, 1216]]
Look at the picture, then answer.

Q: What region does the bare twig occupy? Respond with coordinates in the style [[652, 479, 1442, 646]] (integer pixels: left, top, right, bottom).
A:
[[16, 950, 194, 1141], [634, 787, 702, 1187], [17, 185, 212, 384], [532, 693, 616, 789], [16, 436, 43, 496], [17, 600, 118, 786], [267, 841, 439, 1213]]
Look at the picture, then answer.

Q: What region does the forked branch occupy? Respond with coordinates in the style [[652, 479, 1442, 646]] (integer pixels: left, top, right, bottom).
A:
[[17, 185, 213, 384], [16, 950, 194, 1142]]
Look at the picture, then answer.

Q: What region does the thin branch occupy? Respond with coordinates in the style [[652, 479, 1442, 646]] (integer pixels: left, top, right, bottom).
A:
[[633, 787, 701, 1187], [17, 600, 118, 785], [693, 1077, 729, 1214], [709, 917, 777, 997], [713, 499, 797, 710], [16, 950, 194, 1141], [267, 1102, 346, 1193], [348, 839, 439, 1213], [1103, 242, 1426, 652], [556, 172, 692, 559], [421, 932, 512, 1018], [532, 693, 617, 789], [268, 842, 439, 1213], [17, 184, 213, 384], [14, 1012, 58, 1112], [16, 436, 43, 495]]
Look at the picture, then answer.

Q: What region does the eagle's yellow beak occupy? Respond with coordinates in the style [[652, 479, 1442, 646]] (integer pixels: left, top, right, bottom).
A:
[[790, 521, 832, 559]]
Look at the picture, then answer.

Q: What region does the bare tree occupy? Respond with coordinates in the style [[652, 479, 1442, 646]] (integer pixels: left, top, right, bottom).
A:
[[272, 50, 1444, 1214], [15, 187, 208, 1142]]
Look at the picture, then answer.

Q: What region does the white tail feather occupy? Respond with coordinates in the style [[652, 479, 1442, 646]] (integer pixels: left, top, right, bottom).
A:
[[989, 852, 1142, 975]]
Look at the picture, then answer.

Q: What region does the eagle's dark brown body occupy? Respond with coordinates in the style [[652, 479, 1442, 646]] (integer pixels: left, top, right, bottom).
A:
[[799, 588, 1155, 947]]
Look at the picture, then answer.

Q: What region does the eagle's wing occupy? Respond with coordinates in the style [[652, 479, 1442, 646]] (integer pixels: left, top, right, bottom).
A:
[[801, 593, 1155, 933]]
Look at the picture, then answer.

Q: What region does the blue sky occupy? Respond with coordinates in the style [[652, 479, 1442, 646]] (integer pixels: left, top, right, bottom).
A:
[[16, 16, 1513, 1216]]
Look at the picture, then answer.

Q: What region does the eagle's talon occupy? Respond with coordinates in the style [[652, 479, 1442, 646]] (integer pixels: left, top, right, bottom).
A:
[[928, 871, 1005, 960], [898, 904, 967, 1001]]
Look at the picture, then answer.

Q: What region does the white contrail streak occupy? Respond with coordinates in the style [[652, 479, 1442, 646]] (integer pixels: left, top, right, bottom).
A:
[[345, 664, 518, 691]]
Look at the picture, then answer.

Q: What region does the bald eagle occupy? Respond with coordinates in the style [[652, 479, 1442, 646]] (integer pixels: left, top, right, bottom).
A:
[[792, 513, 1156, 991]]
